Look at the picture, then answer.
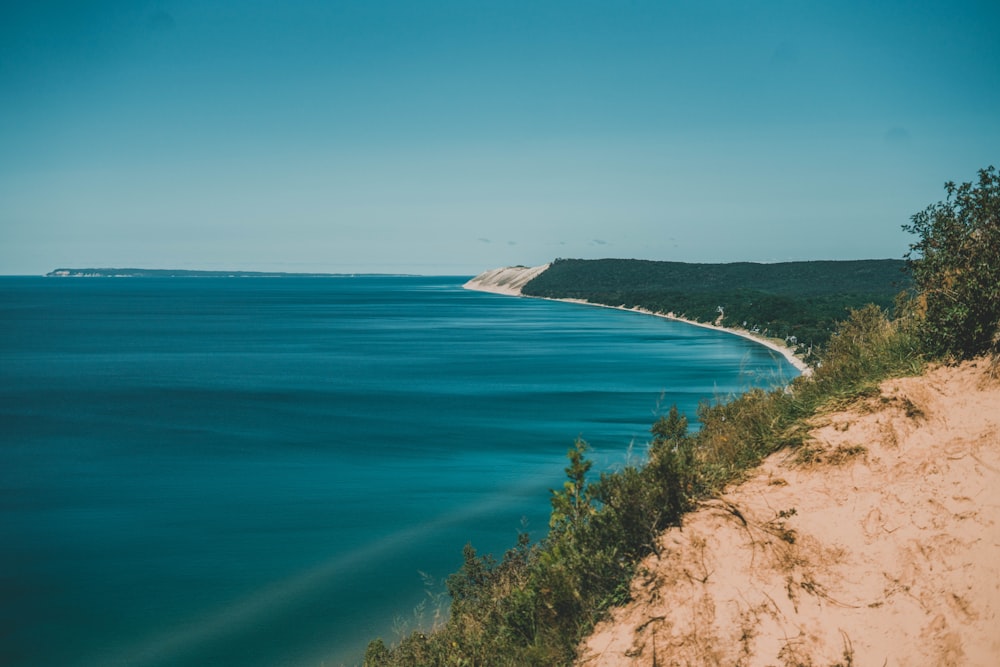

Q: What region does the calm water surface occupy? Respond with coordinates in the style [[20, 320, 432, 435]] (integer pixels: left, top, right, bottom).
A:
[[0, 276, 796, 666]]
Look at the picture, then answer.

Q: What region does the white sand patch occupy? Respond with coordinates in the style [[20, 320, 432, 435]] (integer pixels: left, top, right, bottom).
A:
[[463, 264, 550, 296]]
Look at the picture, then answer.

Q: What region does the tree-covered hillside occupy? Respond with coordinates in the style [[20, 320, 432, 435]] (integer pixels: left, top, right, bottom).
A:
[[522, 258, 910, 353]]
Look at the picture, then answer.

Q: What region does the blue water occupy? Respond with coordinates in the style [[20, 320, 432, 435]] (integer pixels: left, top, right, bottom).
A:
[[0, 276, 796, 666]]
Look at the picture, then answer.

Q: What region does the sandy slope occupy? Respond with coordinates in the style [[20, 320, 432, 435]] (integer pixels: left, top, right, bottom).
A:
[[579, 360, 1000, 667], [463, 264, 550, 296]]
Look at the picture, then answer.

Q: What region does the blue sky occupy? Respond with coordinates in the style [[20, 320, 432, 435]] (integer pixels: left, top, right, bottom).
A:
[[2, 1, 998, 275]]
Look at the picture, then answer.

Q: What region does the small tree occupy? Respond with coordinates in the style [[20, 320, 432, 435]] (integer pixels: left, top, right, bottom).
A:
[[903, 166, 1000, 359], [548, 438, 594, 533], [648, 405, 694, 519]]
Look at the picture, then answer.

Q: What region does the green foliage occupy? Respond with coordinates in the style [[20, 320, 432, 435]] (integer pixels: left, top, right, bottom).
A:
[[807, 304, 923, 398], [694, 386, 793, 491], [442, 536, 541, 664], [903, 165, 1000, 359], [548, 439, 595, 533], [522, 258, 910, 350], [363, 639, 390, 667], [646, 405, 694, 520]]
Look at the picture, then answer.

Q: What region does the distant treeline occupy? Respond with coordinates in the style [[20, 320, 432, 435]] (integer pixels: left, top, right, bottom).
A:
[[46, 268, 387, 278], [522, 258, 911, 352]]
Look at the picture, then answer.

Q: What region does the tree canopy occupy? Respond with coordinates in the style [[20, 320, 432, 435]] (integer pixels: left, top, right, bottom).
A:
[[903, 166, 1000, 359], [522, 258, 909, 352]]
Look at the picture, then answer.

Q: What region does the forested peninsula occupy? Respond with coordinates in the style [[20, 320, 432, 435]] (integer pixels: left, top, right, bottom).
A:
[[518, 258, 909, 355]]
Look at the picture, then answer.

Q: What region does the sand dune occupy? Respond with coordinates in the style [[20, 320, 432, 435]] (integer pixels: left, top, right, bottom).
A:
[[463, 264, 550, 296], [579, 359, 1000, 666]]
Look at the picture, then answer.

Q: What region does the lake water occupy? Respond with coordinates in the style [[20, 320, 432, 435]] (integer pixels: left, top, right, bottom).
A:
[[0, 276, 797, 666]]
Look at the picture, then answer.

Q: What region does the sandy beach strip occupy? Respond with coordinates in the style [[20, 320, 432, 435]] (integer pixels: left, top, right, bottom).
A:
[[463, 266, 810, 376], [542, 298, 810, 376]]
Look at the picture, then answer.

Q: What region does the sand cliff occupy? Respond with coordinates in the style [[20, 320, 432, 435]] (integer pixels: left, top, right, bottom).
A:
[[463, 264, 550, 296], [578, 359, 1000, 666]]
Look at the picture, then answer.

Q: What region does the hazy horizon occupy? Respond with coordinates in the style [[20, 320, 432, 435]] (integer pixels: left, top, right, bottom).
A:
[[3, 1, 998, 275], [16, 256, 911, 279]]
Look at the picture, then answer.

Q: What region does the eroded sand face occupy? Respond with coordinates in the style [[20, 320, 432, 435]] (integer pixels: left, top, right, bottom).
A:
[[580, 360, 1000, 667], [463, 264, 549, 296]]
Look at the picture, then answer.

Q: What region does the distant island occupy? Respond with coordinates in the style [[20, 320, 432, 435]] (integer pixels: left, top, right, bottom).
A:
[[45, 268, 407, 278]]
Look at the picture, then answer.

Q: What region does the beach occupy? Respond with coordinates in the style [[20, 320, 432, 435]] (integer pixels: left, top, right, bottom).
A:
[[463, 266, 811, 376]]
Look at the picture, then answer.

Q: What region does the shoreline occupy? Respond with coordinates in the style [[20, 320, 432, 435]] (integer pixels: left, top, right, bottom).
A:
[[541, 297, 811, 376], [462, 268, 810, 376]]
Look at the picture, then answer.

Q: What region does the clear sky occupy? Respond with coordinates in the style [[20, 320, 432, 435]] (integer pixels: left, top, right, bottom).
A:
[[2, 1, 998, 275]]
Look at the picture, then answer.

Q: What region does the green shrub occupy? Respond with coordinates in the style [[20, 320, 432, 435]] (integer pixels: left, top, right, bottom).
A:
[[903, 165, 1000, 360], [806, 303, 923, 400]]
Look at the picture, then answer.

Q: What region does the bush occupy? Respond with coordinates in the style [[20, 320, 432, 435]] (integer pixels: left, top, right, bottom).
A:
[[903, 166, 1000, 359], [807, 303, 923, 399]]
